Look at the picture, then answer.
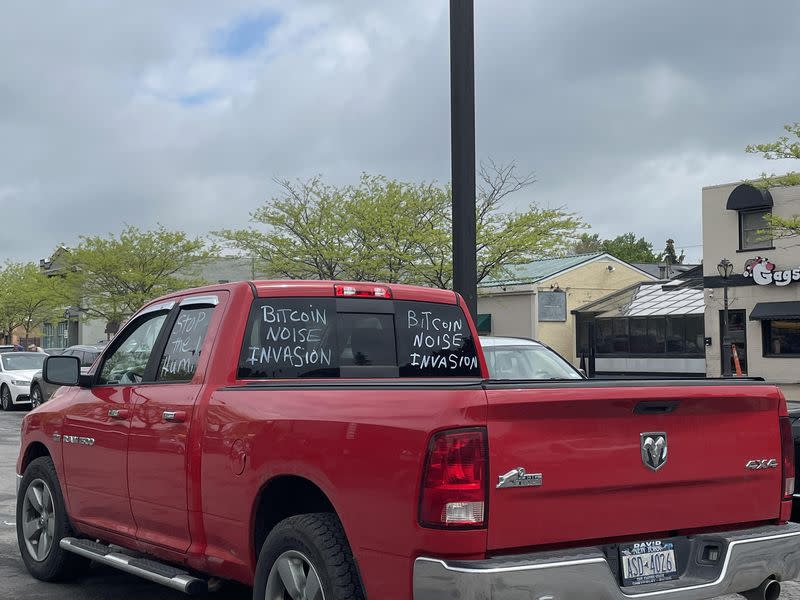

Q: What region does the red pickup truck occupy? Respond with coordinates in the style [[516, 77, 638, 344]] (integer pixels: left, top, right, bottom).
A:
[[15, 280, 800, 600]]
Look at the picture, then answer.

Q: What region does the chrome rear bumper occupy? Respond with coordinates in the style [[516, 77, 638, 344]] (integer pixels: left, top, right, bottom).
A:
[[413, 523, 800, 600]]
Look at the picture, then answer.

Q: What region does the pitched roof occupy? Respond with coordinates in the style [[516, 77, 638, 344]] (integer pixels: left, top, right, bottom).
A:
[[479, 252, 655, 287]]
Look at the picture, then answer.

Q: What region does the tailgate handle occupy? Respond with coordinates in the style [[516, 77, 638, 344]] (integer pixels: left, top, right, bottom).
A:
[[634, 401, 678, 415]]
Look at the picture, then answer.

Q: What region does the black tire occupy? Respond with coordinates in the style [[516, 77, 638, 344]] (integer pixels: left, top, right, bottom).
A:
[[16, 456, 90, 582], [30, 384, 43, 409], [0, 385, 11, 411], [253, 513, 364, 600]]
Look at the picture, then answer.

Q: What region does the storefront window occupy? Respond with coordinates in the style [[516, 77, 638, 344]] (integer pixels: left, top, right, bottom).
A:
[[596, 319, 613, 354], [685, 315, 704, 354], [611, 318, 629, 353], [666, 316, 685, 353], [629, 318, 648, 354], [763, 319, 800, 356], [646, 317, 666, 354], [591, 314, 704, 357]]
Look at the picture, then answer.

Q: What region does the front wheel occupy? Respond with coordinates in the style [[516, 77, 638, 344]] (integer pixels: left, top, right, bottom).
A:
[[253, 513, 364, 600], [1, 385, 12, 411], [30, 384, 43, 409], [16, 456, 90, 581]]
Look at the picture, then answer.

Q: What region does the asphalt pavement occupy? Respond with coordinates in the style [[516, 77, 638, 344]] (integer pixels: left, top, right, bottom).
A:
[[0, 409, 798, 599]]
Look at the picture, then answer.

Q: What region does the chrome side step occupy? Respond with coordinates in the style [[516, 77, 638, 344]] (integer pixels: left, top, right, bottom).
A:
[[59, 537, 207, 595]]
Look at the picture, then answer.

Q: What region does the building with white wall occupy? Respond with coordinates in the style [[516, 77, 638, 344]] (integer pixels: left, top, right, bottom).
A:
[[702, 181, 800, 399]]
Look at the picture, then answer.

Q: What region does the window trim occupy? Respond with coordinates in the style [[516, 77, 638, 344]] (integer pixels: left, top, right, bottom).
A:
[[738, 208, 772, 252]]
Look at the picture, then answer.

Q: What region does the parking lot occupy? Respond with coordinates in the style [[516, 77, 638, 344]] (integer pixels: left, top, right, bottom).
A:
[[0, 410, 795, 599]]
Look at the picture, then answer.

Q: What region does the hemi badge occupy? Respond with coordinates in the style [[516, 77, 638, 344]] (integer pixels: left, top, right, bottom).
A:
[[497, 467, 542, 489]]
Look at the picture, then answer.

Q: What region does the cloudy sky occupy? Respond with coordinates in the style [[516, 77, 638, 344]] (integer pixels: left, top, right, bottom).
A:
[[2, 0, 799, 265]]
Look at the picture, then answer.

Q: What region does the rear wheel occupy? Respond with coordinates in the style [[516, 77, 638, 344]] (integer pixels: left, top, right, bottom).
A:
[[16, 456, 90, 581], [0, 385, 12, 411], [30, 384, 43, 409], [253, 513, 364, 600]]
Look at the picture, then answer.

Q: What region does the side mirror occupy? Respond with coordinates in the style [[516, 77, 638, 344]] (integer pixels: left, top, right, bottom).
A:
[[43, 355, 81, 386]]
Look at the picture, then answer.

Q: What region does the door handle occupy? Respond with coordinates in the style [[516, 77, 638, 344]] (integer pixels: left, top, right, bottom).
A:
[[108, 408, 130, 420], [162, 410, 187, 423]]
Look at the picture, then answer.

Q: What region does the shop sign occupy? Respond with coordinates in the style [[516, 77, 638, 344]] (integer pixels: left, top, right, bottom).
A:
[[743, 257, 800, 286]]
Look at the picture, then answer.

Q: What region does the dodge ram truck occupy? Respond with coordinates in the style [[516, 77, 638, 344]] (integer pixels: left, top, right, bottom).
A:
[[15, 280, 800, 600]]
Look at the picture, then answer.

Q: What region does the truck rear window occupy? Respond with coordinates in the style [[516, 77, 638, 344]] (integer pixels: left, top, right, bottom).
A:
[[238, 298, 481, 379]]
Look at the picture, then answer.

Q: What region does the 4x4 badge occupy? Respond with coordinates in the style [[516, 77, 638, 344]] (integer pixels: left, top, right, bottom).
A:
[[641, 432, 667, 471]]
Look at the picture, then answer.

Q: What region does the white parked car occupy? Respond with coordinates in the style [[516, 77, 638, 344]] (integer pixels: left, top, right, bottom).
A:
[[0, 352, 47, 411], [479, 336, 585, 380]]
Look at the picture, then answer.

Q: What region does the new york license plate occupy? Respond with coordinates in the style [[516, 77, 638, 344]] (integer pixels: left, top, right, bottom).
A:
[[620, 540, 678, 586]]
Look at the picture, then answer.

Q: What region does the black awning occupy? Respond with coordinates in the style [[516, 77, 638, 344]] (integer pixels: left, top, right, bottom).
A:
[[749, 301, 800, 321], [726, 184, 773, 210]]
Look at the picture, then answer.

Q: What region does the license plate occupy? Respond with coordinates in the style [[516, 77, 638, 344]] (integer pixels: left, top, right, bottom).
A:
[[620, 540, 678, 586]]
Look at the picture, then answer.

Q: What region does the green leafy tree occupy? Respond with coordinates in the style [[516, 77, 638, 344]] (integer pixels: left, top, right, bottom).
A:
[[747, 122, 800, 235], [217, 177, 351, 281], [63, 225, 219, 333], [571, 232, 659, 263], [0, 262, 66, 345], [603, 233, 659, 263], [661, 239, 685, 265], [216, 162, 584, 287], [572, 233, 603, 255]]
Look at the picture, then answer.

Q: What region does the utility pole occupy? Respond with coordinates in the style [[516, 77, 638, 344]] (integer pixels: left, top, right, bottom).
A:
[[450, 0, 477, 319]]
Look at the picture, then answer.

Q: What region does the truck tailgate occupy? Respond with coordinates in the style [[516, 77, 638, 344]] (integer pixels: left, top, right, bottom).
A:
[[485, 383, 784, 551]]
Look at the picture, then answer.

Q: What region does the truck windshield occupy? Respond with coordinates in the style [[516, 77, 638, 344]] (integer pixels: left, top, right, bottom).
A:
[[238, 298, 481, 379], [483, 345, 583, 380], [1, 353, 46, 371]]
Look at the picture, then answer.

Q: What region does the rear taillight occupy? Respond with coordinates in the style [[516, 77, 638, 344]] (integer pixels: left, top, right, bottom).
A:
[[419, 428, 487, 528], [334, 284, 392, 298], [780, 417, 795, 500]]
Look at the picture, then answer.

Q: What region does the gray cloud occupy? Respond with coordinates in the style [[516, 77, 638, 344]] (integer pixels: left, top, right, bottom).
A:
[[1, 0, 798, 265]]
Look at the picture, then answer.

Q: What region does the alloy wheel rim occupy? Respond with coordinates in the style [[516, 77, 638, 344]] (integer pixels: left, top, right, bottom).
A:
[[1, 387, 9, 409], [265, 550, 325, 600], [31, 388, 41, 407], [21, 478, 56, 562]]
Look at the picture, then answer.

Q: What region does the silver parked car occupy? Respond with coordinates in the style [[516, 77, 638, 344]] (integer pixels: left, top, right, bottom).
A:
[[479, 336, 585, 380], [29, 344, 102, 408]]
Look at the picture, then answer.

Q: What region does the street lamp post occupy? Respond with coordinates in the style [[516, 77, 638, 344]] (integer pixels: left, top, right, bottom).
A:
[[717, 258, 734, 377]]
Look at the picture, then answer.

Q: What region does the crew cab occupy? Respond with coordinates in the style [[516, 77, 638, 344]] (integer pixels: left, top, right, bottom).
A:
[[15, 280, 800, 600]]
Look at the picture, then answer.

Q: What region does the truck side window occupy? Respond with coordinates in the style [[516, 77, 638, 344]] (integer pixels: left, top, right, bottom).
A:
[[98, 313, 168, 385], [156, 306, 215, 382]]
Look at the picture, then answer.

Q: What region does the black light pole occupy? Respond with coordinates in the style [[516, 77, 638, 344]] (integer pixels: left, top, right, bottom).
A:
[[718, 258, 734, 377], [450, 0, 478, 319]]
